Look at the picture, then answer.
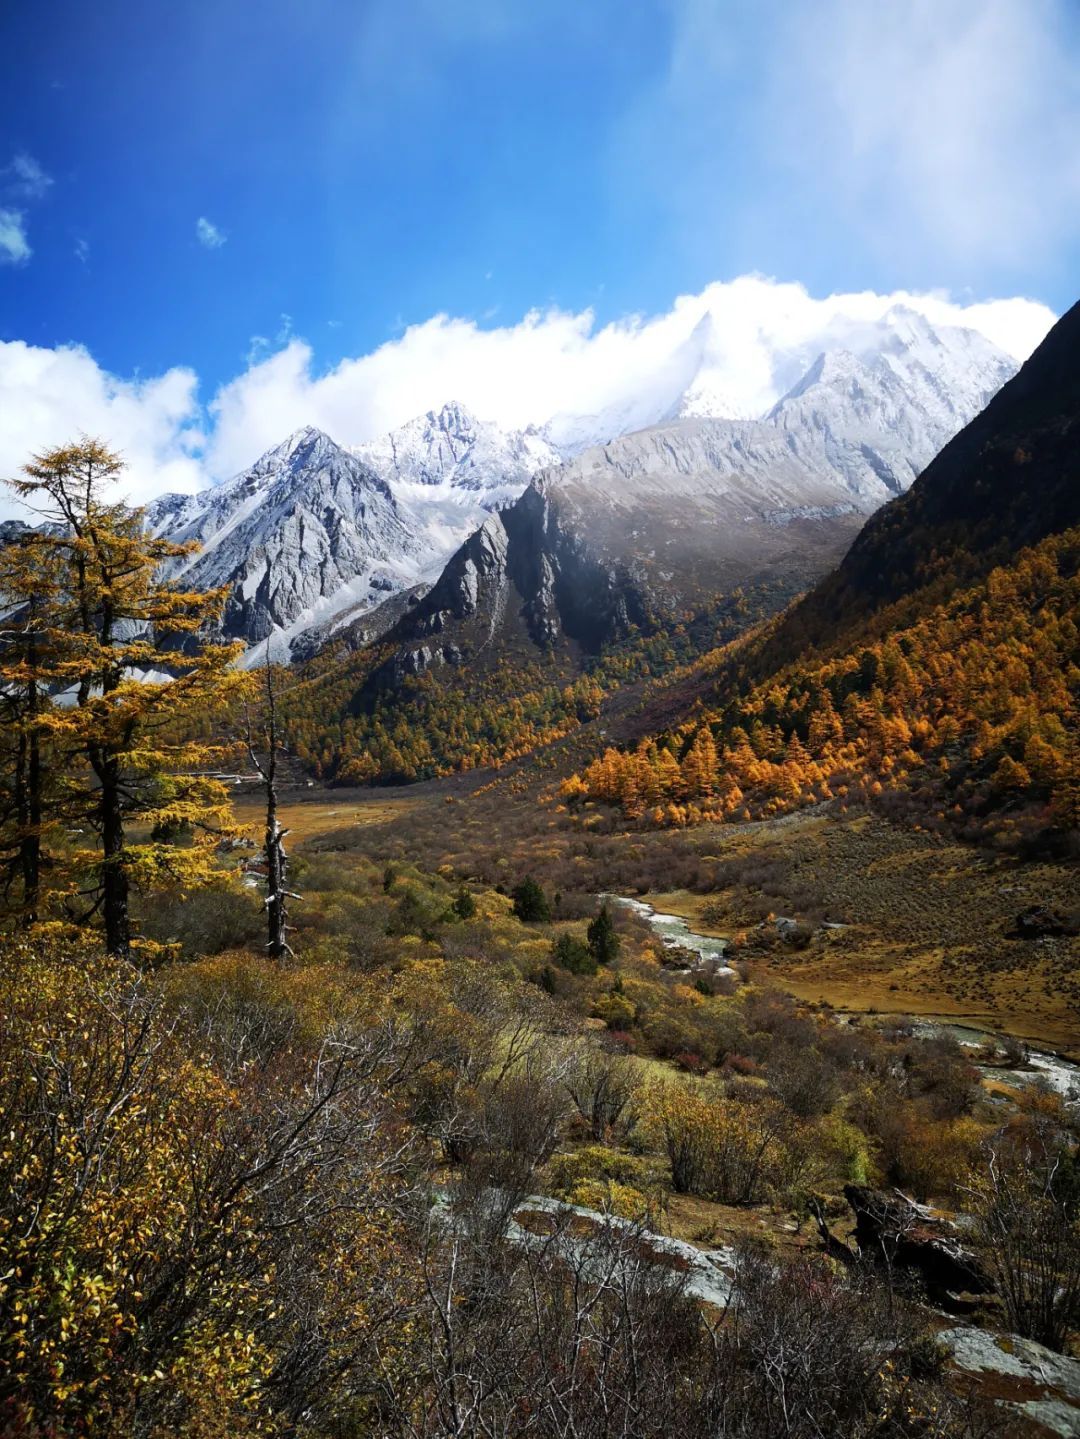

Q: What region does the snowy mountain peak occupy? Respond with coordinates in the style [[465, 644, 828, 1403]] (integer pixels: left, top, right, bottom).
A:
[[144, 310, 1020, 664], [764, 314, 1017, 502], [352, 401, 560, 493]]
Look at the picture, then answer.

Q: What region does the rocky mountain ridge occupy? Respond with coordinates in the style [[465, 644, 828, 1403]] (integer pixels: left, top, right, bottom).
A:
[[143, 309, 1018, 662]]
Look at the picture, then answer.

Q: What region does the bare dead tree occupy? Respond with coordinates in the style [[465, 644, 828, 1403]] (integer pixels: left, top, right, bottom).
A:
[[972, 1131, 1080, 1352], [244, 653, 297, 960]]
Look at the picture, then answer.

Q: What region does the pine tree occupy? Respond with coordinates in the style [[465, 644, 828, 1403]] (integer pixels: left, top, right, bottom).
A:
[[3, 439, 250, 956], [587, 902, 620, 965], [511, 875, 551, 923]]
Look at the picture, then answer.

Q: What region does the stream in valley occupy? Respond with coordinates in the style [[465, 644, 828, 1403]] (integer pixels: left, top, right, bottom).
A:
[[609, 895, 1080, 1100]]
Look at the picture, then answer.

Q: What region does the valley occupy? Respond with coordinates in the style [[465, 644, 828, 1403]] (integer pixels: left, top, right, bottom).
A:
[[267, 781, 1080, 1057], [2, 281, 1077, 1439], [6, 7, 1080, 1433]]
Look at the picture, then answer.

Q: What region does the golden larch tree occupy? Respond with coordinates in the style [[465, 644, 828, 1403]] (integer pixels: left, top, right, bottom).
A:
[[4, 439, 253, 956]]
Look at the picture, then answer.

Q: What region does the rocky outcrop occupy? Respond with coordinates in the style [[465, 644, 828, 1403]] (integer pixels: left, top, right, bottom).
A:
[[379, 483, 652, 662], [842, 1186, 993, 1305]]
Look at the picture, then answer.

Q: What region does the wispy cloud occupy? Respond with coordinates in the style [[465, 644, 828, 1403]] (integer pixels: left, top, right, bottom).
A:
[[768, 0, 1080, 272], [0, 152, 52, 262], [246, 314, 294, 365], [74, 238, 89, 264], [614, 0, 1080, 284], [8, 152, 52, 200], [0, 209, 31, 265], [195, 216, 227, 249]]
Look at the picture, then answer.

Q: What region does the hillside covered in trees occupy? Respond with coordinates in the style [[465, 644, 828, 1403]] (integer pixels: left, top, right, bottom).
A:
[[562, 301, 1080, 852]]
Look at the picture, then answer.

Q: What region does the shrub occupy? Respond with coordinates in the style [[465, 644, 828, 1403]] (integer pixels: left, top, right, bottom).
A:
[[567, 1179, 656, 1223], [135, 880, 264, 960], [643, 1083, 794, 1203], [547, 1144, 660, 1194], [563, 1045, 641, 1141], [973, 1131, 1080, 1352], [594, 991, 636, 1030]]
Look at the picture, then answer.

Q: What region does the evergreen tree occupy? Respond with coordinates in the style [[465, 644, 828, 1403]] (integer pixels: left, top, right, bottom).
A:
[[511, 875, 551, 922], [452, 885, 477, 920], [551, 932, 596, 976], [587, 902, 620, 965]]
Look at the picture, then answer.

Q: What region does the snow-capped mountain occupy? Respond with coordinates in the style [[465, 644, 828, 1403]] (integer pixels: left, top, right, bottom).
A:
[[765, 306, 1017, 501], [149, 407, 550, 663], [145, 310, 1018, 663], [148, 428, 425, 663], [352, 400, 559, 495], [540, 304, 1011, 458]]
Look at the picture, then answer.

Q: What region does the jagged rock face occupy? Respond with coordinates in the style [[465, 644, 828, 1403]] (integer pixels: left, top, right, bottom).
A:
[[0, 519, 33, 543], [365, 486, 654, 693], [149, 428, 423, 656]]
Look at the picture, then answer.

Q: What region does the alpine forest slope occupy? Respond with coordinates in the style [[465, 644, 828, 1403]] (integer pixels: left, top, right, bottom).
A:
[[564, 299, 1080, 854]]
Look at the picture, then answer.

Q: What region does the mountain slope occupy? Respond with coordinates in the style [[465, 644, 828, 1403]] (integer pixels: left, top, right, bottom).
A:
[[563, 300, 1080, 850], [147, 312, 1017, 667]]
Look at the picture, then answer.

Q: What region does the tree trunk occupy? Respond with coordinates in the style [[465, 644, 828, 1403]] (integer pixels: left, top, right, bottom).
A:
[[99, 753, 130, 958], [265, 784, 289, 960], [22, 675, 41, 924]]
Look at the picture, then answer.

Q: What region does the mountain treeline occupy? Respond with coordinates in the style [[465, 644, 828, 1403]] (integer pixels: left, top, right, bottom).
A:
[[277, 586, 788, 784]]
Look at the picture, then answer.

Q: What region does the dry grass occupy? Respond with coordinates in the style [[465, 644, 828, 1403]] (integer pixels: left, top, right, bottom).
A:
[[232, 791, 417, 845], [647, 812, 1080, 1058]]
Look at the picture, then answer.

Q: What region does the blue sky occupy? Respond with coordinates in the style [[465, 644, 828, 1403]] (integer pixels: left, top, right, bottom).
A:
[[0, 0, 1078, 504]]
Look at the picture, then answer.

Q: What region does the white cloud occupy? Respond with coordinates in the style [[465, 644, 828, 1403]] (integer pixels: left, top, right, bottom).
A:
[[195, 216, 226, 249], [0, 340, 205, 520], [74, 237, 89, 264], [0, 276, 1058, 519], [8, 153, 52, 200], [0, 209, 30, 264], [204, 277, 1055, 476]]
